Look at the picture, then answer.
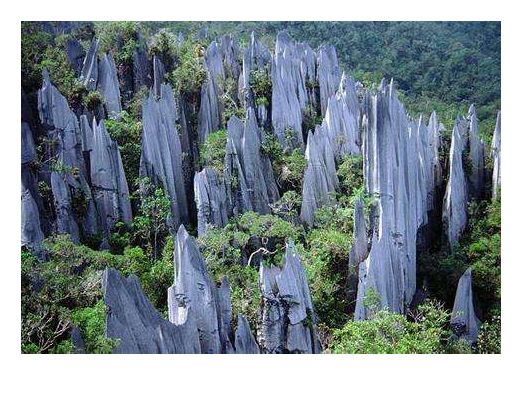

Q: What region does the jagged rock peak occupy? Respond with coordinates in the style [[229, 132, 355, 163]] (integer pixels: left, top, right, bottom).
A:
[[140, 84, 188, 230], [300, 128, 338, 227], [167, 225, 229, 354], [103, 267, 201, 354], [194, 167, 229, 236], [317, 44, 342, 116], [355, 81, 437, 319], [98, 53, 122, 119], [89, 119, 132, 247], [79, 37, 99, 90], [467, 104, 485, 200], [491, 111, 501, 198], [258, 242, 321, 353], [37, 70, 99, 243], [450, 268, 481, 344], [443, 117, 469, 250]]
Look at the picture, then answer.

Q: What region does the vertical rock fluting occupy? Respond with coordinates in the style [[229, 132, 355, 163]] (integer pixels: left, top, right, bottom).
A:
[[354, 81, 438, 320], [79, 38, 99, 90], [235, 314, 261, 354], [300, 128, 339, 227], [140, 84, 188, 231], [103, 267, 201, 354], [242, 31, 272, 110], [194, 168, 229, 237], [317, 44, 342, 116], [348, 196, 368, 268], [271, 32, 306, 150], [258, 242, 321, 354], [21, 122, 44, 254], [491, 111, 501, 198], [450, 268, 481, 344], [442, 117, 469, 250], [98, 53, 122, 119], [89, 119, 132, 247], [320, 73, 361, 158], [467, 105, 485, 200], [167, 225, 231, 354], [38, 69, 99, 243]]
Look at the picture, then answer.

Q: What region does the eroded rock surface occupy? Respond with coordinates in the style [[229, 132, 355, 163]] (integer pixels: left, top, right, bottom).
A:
[[491, 111, 501, 198], [450, 268, 481, 344]]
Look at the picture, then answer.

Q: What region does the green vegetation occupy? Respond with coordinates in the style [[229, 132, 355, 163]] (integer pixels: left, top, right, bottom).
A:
[[166, 39, 207, 99], [330, 300, 471, 354], [83, 90, 104, 110], [199, 129, 228, 174]]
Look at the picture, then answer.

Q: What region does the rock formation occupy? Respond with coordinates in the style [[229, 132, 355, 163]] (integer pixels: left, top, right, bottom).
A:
[[235, 314, 261, 354], [98, 53, 122, 118], [64, 37, 85, 75], [140, 84, 188, 230], [349, 196, 368, 268], [491, 111, 501, 198], [258, 242, 321, 353], [89, 119, 132, 247], [317, 45, 342, 116], [152, 55, 165, 97], [443, 117, 469, 250], [194, 167, 229, 236], [450, 268, 481, 343], [38, 69, 99, 243], [300, 128, 338, 227], [79, 38, 99, 90], [167, 225, 231, 354], [467, 105, 485, 200], [103, 267, 201, 354], [354, 80, 438, 320], [242, 31, 272, 110]]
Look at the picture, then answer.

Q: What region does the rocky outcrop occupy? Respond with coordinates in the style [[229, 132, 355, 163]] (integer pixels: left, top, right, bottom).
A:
[[258, 242, 321, 353], [103, 267, 201, 354], [132, 48, 151, 92], [300, 128, 338, 227], [271, 32, 306, 150], [152, 55, 165, 97], [320, 73, 361, 158], [64, 37, 85, 75], [79, 38, 99, 90], [38, 69, 99, 243], [98, 53, 122, 118], [167, 225, 230, 354], [194, 168, 229, 236], [89, 119, 132, 247], [467, 105, 485, 200], [140, 84, 188, 230], [349, 196, 368, 268], [427, 111, 443, 198], [355, 80, 438, 320], [491, 111, 501, 198], [21, 122, 44, 254], [235, 314, 260, 354], [450, 268, 481, 344], [443, 117, 469, 250], [317, 45, 342, 116], [242, 31, 272, 109]]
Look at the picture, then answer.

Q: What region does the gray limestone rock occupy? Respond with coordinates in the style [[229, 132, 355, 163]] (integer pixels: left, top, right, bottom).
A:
[[70, 326, 86, 354], [140, 84, 188, 230], [467, 105, 485, 200], [89, 119, 132, 247], [152, 55, 165, 97], [349, 196, 368, 268], [103, 267, 201, 354], [242, 31, 272, 109], [450, 268, 481, 344], [355, 80, 437, 320], [64, 38, 85, 75], [300, 128, 338, 227], [443, 117, 469, 250], [167, 225, 225, 354], [235, 314, 260, 354], [258, 243, 321, 353], [98, 53, 122, 118], [317, 45, 342, 116], [79, 38, 99, 90], [132, 49, 151, 91], [491, 111, 501, 198], [194, 168, 229, 236], [38, 69, 99, 242]]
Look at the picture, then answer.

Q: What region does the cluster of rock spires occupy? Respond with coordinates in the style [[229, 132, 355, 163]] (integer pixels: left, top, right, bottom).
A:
[[22, 25, 501, 351], [103, 226, 318, 353]]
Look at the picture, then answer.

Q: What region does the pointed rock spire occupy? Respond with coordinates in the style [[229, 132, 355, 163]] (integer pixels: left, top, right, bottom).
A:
[[317, 44, 342, 116], [140, 84, 188, 230], [491, 111, 501, 198], [98, 53, 122, 118], [194, 167, 229, 236], [235, 314, 260, 354], [349, 196, 368, 268], [103, 267, 201, 354], [467, 105, 485, 199], [79, 38, 99, 90], [451, 268, 481, 343]]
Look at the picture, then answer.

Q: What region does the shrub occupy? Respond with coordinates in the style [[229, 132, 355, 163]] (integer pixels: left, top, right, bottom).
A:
[[337, 154, 364, 199], [199, 129, 227, 174], [83, 90, 104, 110], [476, 314, 501, 354], [72, 301, 118, 353], [249, 68, 271, 98], [167, 39, 206, 99]]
